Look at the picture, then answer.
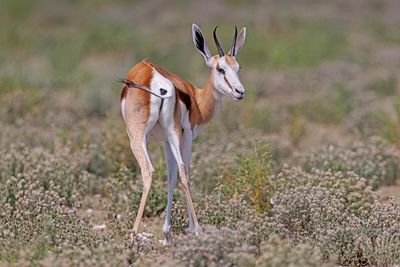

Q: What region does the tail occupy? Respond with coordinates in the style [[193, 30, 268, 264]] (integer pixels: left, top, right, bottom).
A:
[[119, 79, 167, 99]]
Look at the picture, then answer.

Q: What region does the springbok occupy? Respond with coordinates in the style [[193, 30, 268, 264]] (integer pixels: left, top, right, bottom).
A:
[[120, 24, 247, 244]]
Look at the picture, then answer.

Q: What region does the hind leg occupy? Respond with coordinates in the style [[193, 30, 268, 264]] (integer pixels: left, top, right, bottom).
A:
[[166, 128, 200, 235], [162, 141, 178, 244], [129, 132, 154, 234], [181, 128, 195, 233]]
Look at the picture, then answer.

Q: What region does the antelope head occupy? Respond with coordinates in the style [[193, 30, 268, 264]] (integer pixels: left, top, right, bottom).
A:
[[192, 24, 247, 101]]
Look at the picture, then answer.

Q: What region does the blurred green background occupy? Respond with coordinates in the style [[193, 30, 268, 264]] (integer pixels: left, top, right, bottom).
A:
[[1, 0, 400, 266], [1, 0, 400, 183], [1, 0, 400, 184]]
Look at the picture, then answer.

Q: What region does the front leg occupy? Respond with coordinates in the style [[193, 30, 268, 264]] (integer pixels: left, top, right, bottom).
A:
[[181, 128, 195, 233]]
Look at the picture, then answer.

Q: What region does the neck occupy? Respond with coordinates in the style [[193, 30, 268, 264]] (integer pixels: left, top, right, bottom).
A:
[[195, 73, 222, 125]]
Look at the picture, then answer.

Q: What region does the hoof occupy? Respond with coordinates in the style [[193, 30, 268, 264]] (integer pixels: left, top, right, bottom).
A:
[[159, 238, 172, 246], [195, 227, 203, 236], [185, 223, 197, 234], [186, 227, 196, 234], [160, 231, 173, 245]]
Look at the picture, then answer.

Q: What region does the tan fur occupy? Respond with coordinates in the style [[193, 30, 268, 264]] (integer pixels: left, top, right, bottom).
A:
[[120, 62, 155, 234], [225, 55, 236, 68], [122, 61, 153, 125]]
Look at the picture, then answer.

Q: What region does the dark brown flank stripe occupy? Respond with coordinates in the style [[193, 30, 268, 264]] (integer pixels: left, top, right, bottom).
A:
[[177, 90, 191, 110], [121, 85, 128, 100]]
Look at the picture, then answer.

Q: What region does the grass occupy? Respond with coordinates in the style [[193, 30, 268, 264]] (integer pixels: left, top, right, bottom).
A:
[[243, 18, 347, 70], [300, 82, 352, 124], [367, 75, 397, 97], [288, 107, 306, 146], [1, 0, 400, 266], [364, 17, 400, 45], [356, 97, 400, 148]]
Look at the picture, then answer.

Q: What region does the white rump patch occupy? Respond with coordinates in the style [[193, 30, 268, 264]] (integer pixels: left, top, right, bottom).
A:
[[150, 69, 174, 98]]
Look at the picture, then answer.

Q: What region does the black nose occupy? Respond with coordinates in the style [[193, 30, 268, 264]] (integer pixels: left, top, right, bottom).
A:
[[235, 88, 244, 95], [160, 88, 167, 95]]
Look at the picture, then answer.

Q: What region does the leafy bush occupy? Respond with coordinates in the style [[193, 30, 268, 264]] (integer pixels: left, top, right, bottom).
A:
[[217, 142, 275, 213], [304, 136, 400, 189]]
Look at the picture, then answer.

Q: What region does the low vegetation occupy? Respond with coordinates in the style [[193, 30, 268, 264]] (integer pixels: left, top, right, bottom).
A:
[[1, 0, 400, 266]]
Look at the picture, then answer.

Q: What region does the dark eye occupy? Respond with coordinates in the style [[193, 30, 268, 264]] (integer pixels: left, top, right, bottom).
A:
[[217, 68, 225, 75]]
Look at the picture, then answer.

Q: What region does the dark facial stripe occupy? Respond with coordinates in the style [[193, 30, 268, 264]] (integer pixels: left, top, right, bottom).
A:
[[223, 75, 234, 90]]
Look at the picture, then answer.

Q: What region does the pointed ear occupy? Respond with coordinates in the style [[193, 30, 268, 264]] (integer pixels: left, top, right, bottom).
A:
[[192, 24, 212, 65], [228, 27, 246, 57]]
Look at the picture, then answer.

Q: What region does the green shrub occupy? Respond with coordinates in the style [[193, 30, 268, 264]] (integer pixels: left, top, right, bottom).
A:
[[130, 177, 169, 217], [271, 186, 348, 242], [0, 145, 104, 264], [353, 109, 389, 137], [88, 118, 138, 176], [197, 190, 271, 246], [357, 200, 400, 266], [217, 141, 275, 213], [303, 136, 400, 189], [270, 184, 400, 265], [354, 99, 400, 148], [274, 167, 375, 212], [288, 107, 306, 146]]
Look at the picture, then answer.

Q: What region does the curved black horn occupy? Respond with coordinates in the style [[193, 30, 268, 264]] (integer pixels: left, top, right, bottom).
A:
[[231, 26, 238, 56], [213, 26, 224, 57]]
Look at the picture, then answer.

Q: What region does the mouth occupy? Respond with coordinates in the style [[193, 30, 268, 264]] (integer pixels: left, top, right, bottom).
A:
[[231, 94, 244, 101]]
